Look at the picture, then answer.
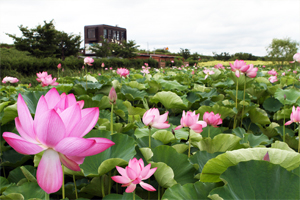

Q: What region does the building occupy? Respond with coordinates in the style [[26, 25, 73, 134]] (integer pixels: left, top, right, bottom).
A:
[[135, 53, 176, 67], [84, 24, 127, 56]]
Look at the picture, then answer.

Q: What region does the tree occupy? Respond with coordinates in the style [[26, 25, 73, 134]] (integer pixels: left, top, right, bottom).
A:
[[89, 37, 112, 58], [6, 20, 81, 59], [212, 52, 232, 61], [118, 40, 140, 58], [266, 38, 299, 65], [179, 48, 190, 60]]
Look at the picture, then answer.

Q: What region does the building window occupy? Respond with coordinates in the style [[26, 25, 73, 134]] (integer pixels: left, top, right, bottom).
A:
[[121, 32, 125, 40], [108, 30, 112, 39], [113, 30, 116, 40], [117, 31, 120, 40], [87, 29, 95, 39], [103, 29, 107, 39]]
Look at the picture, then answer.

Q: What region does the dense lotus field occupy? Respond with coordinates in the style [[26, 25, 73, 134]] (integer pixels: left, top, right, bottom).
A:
[[1, 59, 300, 200]]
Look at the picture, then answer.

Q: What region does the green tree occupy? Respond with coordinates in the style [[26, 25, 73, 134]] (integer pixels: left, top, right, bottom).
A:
[[212, 52, 232, 61], [118, 40, 140, 58], [6, 20, 81, 59], [179, 48, 191, 60], [266, 38, 299, 65], [89, 37, 112, 58], [55, 31, 82, 60]]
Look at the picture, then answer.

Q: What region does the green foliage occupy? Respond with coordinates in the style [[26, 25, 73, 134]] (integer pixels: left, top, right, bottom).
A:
[[179, 48, 190, 60], [266, 37, 299, 65], [6, 19, 82, 59]]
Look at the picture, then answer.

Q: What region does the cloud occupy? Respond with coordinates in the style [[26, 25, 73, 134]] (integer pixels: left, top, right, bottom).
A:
[[1, 0, 299, 57]]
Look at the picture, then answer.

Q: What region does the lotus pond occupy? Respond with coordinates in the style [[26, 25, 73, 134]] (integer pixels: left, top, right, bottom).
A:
[[0, 60, 300, 200]]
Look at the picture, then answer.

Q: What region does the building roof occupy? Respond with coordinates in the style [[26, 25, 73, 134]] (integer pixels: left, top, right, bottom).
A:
[[136, 53, 176, 58]]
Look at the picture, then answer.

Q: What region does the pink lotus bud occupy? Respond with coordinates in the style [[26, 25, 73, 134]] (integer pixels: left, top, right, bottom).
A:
[[57, 63, 62, 69], [62, 68, 64, 72], [110, 67, 113, 70], [105, 68, 108, 70], [82, 66, 85, 69], [109, 87, 117, 104], [263, 152, 270, 162], [101, 63, 105, 68]]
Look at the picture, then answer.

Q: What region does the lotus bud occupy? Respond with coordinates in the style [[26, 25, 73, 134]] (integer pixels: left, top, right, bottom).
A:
[[263, 152, 270, 162], [101, 63, 105, 68], [57, 63, 62, 69], [109, 87, 117, 104], [284, 94, 287, 100]]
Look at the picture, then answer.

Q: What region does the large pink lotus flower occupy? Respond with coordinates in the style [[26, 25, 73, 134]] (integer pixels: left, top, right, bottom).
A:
[[84, 57, 94, 66], [290, 53, 300, 63], [203, 69, 215, 79], [2, 88, 115, 194], [175, 111, 207, 133], [245, 64, 258, 78], [268, 76, 278, 83], [285, 106, 300, 125], [41, 75, 59, 87], [214, 63, 225, 69], [2, 76, 19, 84], [203, 111, 222, 127], [229, 60, 249, 78], [142, 108, 170, 129], [36, 72, 49, 82], [111, 158, 157, 193], [117, 68, 130, 77], [268, 69, 278, 76]]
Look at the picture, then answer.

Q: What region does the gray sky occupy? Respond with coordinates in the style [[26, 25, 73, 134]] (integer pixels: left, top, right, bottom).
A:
[[1, 0, 299, 56]]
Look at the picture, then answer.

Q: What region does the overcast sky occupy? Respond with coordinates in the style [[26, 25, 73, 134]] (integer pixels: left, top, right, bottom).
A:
[[1, 0, 299, 56]]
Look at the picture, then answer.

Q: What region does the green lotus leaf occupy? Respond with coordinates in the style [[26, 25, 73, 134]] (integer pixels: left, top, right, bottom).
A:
[[21, 91, 46, 114], [162, 181, 219, 200], [198, 89, 219, 99], [2, 182, 45, 200], [150, 91, 187, 110], [80, 176, 109, 198], [7, 165, 36, 184], [172, 144, 188, 154], [0, 101, 10, 113], [74, 80, 104, 90], [280, 76, 298, 86], [134, 128, 158, 139], [273, 107, 292, 121], [136, 136, 164, 149], [103, 192, 143, 200], [186, 91, 201, 104], [258, 122, 280, 138], [123, 101, 146, 116], [151, 145, 197, 185], [249, 107, 271, 125], [263, 97, 283, 112], [1, 150, 31, 168], [0, 193, 24, 200], [152, 130, 176, 144], [271, 141, 295, 152], [0, 177, 12, 194], [77, 95, 111, 109], [274, 88, 300, 105], [157, 79, 188, 91], [54, 83, 73, 94], [20, 166, 36, 183], [139, 147, 153, 161], [201, 126, 223, 138], [267, 84, 281, 95], [275, 126, 295, 137], [120, 85, 147, 100], [1, 103, 17, 125], [212, 78, 234, 88], [150, 162, 177, 188], [200, 148, 300, 182], [197, 104, 235, 120], [224, 90, 251, 101], [126, 81, 146, 90], [192, 134, 241, 153], [209, 160, 300, 200], [189, 151, 223, 179], [80, 130, 136, 177]]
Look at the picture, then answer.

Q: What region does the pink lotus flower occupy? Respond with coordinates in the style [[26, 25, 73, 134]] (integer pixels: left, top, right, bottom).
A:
[[142, 108, 170, 129], [282, 72, 286, 76], [57, 63, 62, 69], [203, 111, 222, 127], [268, 69, 278, 76], [41, 75, 59, 87], [214, 63, 225, 69], [105, 68, 108, 70], [230, 60, 249, 78], [293, 70, 297, 74], [82, 66, 85, 69], [268, 76, 278, 83], [203, 69, 215, 79], [84, 57, 94, 66], [111, 158, 157, 193], [2, 76, 19, 84], [290, 53, 300, 63], [171, 60, 174, 63], [191, 71, 195, 75], [3, 88, 115, 194], [175, 111, 207, 133], [141, 69, 150, 76], [144, 63, 149, 67], [245, 64, 258, 78], [285, 106, 300, 125], [109, 87, 117, 104], [36, 72, 49, 82], [262, 65, 266, 68], [101, 63, 105, 68], [117, 68, 130, 77], [110, 67, 113, 70]]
